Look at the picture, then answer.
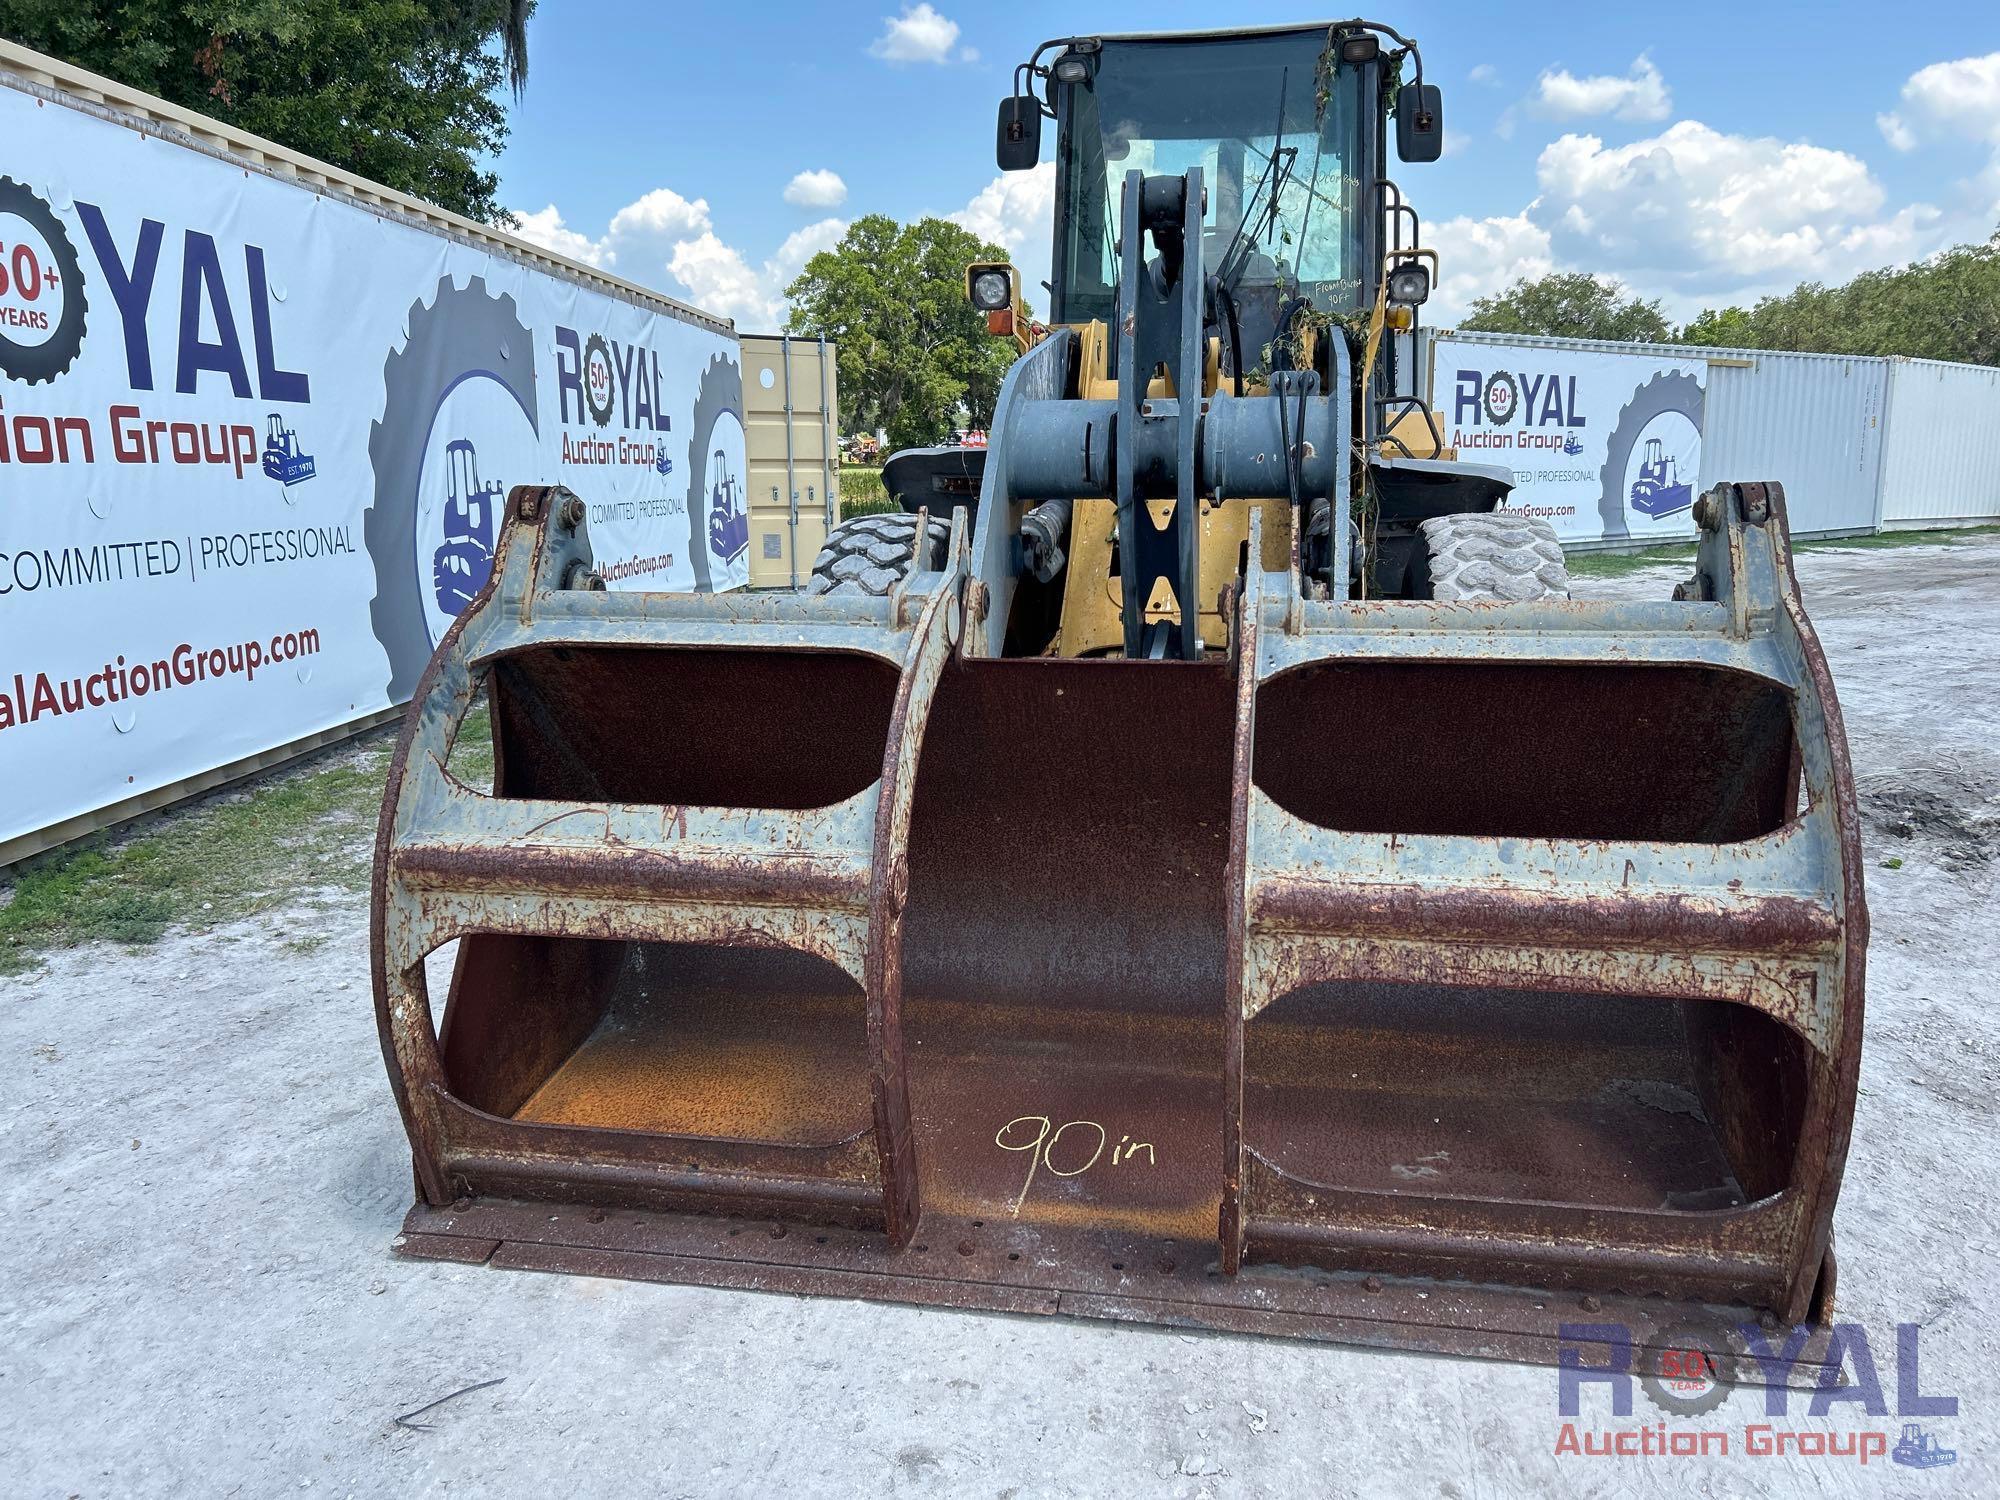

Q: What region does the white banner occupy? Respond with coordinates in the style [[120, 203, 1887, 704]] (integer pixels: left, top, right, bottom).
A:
[[1433, 335, 1707, 546], [0, 83, 747, 848]]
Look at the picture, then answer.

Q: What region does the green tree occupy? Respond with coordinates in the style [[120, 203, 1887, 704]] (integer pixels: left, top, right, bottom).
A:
[[1461, 272, 1672, 342], [0, 1, 533, 224], [784, 215, 1022, 451], [1678, 306, 1756, 348], [1677, 231, 2000, 365]]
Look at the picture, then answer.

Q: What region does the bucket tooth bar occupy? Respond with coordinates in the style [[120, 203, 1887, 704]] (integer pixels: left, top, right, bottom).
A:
[[1220, 483, 1865, 1324], [372, 484, 965, 1245]]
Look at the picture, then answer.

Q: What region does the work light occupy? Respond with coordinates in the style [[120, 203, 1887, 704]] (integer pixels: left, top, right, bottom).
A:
[[970, 269, 1013, 311], [1387, 262, 1431, 306]]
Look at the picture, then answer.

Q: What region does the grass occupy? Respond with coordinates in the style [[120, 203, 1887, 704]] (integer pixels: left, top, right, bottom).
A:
[[1565, 545, 1697, 579], [1793, 522, 2000, 552], [838, 464, 894, 520], [1564, 523, 2000, 579], [0, 704, 493, 976]]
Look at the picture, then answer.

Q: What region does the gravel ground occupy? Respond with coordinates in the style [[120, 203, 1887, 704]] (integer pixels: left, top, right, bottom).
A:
[[5, 538, 1997, 1498]]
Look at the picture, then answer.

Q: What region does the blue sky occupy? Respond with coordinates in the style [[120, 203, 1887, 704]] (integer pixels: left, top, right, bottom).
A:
[[495, 2, 2000, 327]]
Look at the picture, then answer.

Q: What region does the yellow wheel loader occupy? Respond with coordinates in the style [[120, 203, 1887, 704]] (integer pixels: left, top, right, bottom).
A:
[[373, 21, 1866, 1375]]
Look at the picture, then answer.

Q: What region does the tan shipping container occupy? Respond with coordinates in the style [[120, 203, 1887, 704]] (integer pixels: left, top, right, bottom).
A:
[[741, 333, 840, 589]]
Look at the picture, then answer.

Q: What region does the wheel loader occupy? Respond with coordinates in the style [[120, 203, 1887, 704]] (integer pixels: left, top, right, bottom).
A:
[[373, 20, 1866, 1377]]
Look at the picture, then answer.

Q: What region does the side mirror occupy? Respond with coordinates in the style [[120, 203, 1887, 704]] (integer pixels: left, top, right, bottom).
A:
[[997, 95, 1041, 171], [1397, 84, 1443, 163]]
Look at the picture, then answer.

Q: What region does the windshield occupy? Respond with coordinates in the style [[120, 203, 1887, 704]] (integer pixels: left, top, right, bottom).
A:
[[1053, 32, 1369, 326]]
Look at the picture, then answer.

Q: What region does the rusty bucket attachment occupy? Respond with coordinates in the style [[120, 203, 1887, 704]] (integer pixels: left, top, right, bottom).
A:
[[376, 478, 1862, 1375]]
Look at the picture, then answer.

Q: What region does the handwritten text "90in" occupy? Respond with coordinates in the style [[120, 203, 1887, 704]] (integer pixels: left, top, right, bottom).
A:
[[995, 1115, 1156, 1213]]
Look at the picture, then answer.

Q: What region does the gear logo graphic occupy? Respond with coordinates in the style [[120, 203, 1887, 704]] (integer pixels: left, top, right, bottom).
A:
[[365, 279, 539, 700], [582, 332, 616, 427], [0, 178, 87, 384], [1639, 1324, 1737, 1418], [1599, 370, 1705, 540]]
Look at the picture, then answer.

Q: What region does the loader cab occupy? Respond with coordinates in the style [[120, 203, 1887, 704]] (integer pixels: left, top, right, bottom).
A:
[[977, 21, 1467, 624], [1047, 30, 1373, 332], [1001, 22, 1441, 421]]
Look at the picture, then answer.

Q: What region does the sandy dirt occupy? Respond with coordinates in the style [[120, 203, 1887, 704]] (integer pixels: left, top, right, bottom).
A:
[[4, 538, 1997, 1497]]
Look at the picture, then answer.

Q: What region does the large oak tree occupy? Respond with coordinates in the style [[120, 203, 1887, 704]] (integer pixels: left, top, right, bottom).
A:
[[0, 0, 535, 224], [785, 214, 1021, 451]]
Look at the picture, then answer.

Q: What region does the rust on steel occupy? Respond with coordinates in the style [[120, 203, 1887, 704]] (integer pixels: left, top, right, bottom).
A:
[[370, 478, 1865, 1369]]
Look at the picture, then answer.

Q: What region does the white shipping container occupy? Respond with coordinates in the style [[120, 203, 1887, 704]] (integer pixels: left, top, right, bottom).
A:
[[1698, 349, 1888, 539], [1878, 358, 2000, 526], [1420, 329, 1999, 544], [0, 40, 745, 865]]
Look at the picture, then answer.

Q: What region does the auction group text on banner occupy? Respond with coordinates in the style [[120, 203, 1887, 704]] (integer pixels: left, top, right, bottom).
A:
[[1434, 335, 1707, 547], [0, 81, 746, 847]]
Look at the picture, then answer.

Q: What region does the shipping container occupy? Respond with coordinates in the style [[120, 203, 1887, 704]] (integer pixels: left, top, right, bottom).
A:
[[1426, 328, 1719, 550], [1878, 357, 2000, 527], [740, 333, 840, 588], [0, 40, 743, 866], [1699, 348, 1888, 539], [1423, 328, 1996, 546]]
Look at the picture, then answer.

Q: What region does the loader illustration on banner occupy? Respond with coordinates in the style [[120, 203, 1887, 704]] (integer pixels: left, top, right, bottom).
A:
[[261, 413, 316, 486], [1893, 1424, 1958, 1470], [707, 445, 749, 565], [431, 438, 502, 616], [1629, 434, 1692, 517], [1600, 369, 1705, 536], [366, 278, 541, 699]]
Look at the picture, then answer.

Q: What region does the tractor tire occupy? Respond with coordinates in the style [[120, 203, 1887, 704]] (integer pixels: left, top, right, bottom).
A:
[[806, 512, 950, 596], [1417, 512, 1571, 602]]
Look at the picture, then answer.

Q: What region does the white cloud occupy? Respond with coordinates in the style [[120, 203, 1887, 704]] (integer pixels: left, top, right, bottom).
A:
[[1532, 55, 1671, 122], [1428, 211, 1554, 321], [1877, 112, 1917, 151], [509, 188, 714, 280], [950, 162, 1054, 247], [510, 204, 607, 267], [603, 186, 714, 269], [766, 217, 850, 291], [1879, 52, 2000, 218], [1531, 121, 1953, 295], [1467, 63, 1499, 87], [949, 162, 1056, 306], [1426, 109, 1976, 322], [669, 217, 851, 329], [869, 4, 960, 65], [668, 232, 767, 324], [1892, 52, 2000, 143], [783, 169, 849, 209], [506, 187, 849, 329]]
